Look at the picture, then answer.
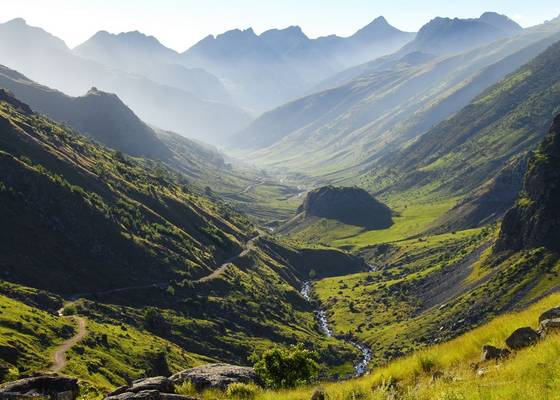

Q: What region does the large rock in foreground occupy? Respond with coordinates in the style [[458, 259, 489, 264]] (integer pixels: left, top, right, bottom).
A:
[[0, 375, 79, 399], [105, 390, 198, 400], [297, 186, 393, 229], [505, 327, 540, 350], [170, 363, 261, 391]]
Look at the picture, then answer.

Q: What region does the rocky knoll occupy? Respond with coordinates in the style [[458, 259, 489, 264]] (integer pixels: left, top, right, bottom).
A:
[[495, 114, 560, 253], [297, 186, 393, 229]]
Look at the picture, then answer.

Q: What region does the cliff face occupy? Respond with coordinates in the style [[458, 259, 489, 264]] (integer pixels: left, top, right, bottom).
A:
[[495, 114, 560, 253], [298, 186, 393, 230]]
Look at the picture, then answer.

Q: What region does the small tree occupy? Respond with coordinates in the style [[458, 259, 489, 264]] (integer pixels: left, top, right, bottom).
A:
[[250, 344, 319, 389]]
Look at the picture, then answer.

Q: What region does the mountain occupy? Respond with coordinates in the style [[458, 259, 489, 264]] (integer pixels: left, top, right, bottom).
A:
[[0, 64, 169, 159], [73, 30, 231, 103], [428, 155, 527, 233], [0, 18, 250, 144], [0, 90, 369, 380], [372, 37, 560, 200], [229, 17, 560, 178], [496, 114, 560, 253], [181, 18, 413, 112], [398, 12, 522, 56]]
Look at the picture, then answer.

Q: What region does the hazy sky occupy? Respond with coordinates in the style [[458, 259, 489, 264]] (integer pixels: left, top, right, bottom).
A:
[[3, 0, 560, 52]]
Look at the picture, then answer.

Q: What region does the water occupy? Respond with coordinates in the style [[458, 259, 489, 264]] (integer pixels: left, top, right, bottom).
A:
[[301, 281, 371, 377]]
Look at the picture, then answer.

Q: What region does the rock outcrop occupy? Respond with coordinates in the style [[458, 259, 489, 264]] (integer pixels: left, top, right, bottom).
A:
[[495, 114, 560, 253], [169, 363, 261, 391], [105, 390, 197, 400], [480, 345, 510, 361], [0, 375, 79, 400], [296, 186, 393, 229], [103, 377, 195, 400], [505, 327, 540, 350], [539, 306, 560, 323]]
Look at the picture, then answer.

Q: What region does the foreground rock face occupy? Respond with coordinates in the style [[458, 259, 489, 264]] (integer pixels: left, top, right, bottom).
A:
[[103, 377, 196, 400], [170, 363, 261, 391], [495, 114, 560, 253], [505, 327, 540, 350], [0, 375, 78, 400], [105, 390, 197, 400], [297, 186, 393, 229]]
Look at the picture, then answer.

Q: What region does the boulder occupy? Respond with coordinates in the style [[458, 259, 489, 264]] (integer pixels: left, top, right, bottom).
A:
[[540, 318, 560, 332], [129, 377, 174, 393], [310, 388, 327, 400], [170, 363, 260, 391], [539, 307, 560, 323], [0, 375, 79, 400], [104, 390, 198, 400], [505, 327, 540, 350], [481, 345, 511, 361]]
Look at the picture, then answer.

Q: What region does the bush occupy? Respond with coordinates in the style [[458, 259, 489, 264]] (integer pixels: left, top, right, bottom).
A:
[[251, 343, 319, 389], [225, 382, 259, 399]]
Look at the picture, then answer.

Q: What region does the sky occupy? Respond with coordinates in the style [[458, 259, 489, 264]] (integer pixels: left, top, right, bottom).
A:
[[3, 0, 560, 52]]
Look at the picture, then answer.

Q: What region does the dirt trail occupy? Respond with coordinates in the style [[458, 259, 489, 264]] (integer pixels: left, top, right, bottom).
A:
[[49, 315, 87, 373]]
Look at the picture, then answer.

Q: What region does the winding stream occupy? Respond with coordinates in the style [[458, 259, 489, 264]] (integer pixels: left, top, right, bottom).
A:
[[301, 281, 372, 377]]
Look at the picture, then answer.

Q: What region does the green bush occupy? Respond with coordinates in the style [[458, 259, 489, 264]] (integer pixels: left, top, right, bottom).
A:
[[225, 382, 259, 399], [251, 343, 319, 389]]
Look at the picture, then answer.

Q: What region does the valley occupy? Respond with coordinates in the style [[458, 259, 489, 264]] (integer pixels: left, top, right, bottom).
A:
[[0, 4, 560, 400]]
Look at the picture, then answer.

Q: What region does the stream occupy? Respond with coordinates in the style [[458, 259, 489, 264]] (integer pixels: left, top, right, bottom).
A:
[[301, 281, 372, 377]]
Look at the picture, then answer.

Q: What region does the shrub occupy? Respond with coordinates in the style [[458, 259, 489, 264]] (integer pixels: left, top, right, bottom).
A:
[[251, 343, 319, 389], [225, 382, 259, 399]]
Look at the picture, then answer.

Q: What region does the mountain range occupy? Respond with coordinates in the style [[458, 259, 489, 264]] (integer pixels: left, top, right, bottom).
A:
[[0, 18, 250, 144], [229, 13, 558, 179], [2, 7, 560, 400], [181, 17, 414, 112]]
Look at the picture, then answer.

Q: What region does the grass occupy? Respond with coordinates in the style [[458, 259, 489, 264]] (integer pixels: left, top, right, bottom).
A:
[[287, 198, 457, 250], [0, 294, 73, 380]]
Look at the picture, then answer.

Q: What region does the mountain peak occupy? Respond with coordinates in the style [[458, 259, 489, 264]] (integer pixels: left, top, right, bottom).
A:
[[6, 17, 27, 26], [351, 16, 404, 41], [479, 11, 523, 35]]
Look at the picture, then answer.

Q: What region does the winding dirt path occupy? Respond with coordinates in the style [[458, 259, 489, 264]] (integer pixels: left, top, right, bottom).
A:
[[49, 315, 87, 373]]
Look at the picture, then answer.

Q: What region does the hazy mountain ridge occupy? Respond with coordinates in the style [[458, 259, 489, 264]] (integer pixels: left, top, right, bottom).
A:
[[0, 18, 250, 144], [181, 17, 414, 112], [73, 30, 232, 104], [229, 15, 560, 179]]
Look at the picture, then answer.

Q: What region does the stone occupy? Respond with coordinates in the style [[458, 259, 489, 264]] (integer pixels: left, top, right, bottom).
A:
[[505, 327, 540, 350], [539, 307, 560, 323], [310, 388, 327, 400], [129, 377, 174, 393], [106, 385, 130, 397], [104, 391, 198, 400], [481, 345, 511, 361], [170, 363, 261, 391], [0, 375, 79, 400], [540, 318, 560, 331]]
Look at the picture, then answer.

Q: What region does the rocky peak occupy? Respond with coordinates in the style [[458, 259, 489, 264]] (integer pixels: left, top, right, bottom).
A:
[[495, 114, 560, 253]]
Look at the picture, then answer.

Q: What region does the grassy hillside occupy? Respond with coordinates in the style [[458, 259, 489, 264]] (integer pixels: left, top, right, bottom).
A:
[[370, 38, 560, 199], [229, 21, 560, 180], [251, 292, 560, 400], [0, 90, 373, 378]]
